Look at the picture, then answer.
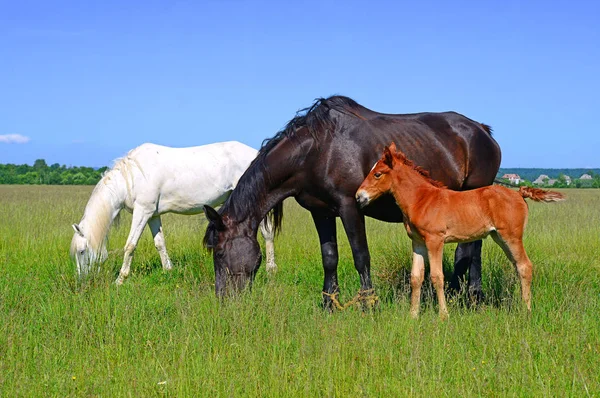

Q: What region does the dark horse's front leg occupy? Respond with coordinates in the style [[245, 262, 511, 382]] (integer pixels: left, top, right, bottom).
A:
[[338, 201, 378, 309], [450, 240, 484, 302]]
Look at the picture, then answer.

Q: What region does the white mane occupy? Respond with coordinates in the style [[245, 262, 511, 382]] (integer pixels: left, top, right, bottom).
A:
[[71, 149, 144, 264], [107, 147, 146, 198]]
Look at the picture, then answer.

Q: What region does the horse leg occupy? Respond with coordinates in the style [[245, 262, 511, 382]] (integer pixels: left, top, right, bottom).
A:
[[450, 241, 484, 302], [148, 216, 173, 271], [410, 241, 427, 318], [338, 201, 375, 306], [311, 212, 339, 310], [115, 207, 153, 285], [449, 243, 471, 293], [467, 240, 484, 301], [427, 239, 449, 320], [259, 217, 277, 273], [491, 232, 533, 311]]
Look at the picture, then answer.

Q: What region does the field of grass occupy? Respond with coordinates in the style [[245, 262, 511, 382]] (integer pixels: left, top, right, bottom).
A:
[[1, 185, 599, 396]]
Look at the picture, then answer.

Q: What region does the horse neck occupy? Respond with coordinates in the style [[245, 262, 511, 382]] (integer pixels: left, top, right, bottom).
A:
[[390, 164, 438, 214], [221, 139, 305, 233], [79, 171, 127, 250]]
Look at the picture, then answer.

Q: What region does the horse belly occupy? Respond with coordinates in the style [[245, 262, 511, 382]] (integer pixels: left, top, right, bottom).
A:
[[156, 186, 231, 215], [443, 217, 494, 243]]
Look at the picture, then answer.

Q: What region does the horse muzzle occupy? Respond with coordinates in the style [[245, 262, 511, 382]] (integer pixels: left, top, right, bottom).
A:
[[355, 190, 371, 208]]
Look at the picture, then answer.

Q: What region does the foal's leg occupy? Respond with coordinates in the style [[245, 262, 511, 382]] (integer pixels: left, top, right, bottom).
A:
[[491, 232, 533, 311], [410, 241, 427, 318], [116, 206, 153, 285], [259, 217, 277, 273], [427, 239, 449, 320], [311, 212, 339, 310], [148, 216, 173, 271]]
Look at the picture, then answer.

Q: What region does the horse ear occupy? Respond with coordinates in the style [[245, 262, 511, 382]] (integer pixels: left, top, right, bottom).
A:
[[383, 146, 395, 169], [388, 142, 397, 153], [72, 224, 84, 237], [204, 205, 225, 231]]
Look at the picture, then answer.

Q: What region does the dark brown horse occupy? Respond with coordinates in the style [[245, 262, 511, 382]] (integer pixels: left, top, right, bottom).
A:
[[203, 96, 501, 306]]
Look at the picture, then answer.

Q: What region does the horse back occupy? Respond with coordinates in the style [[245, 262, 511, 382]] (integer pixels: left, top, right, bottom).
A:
[[119, 142, 258, 213]]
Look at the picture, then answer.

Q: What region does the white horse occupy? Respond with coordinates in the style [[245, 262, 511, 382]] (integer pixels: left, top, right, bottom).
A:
[[70, 141, 277, 284]]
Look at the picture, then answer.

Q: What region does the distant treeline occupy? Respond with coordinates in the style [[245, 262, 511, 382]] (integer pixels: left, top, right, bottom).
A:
[[497, 168, 600, 181], [0, 159, 108, 185], [497, 168, 600, 188], [1, 160, 599, 186]]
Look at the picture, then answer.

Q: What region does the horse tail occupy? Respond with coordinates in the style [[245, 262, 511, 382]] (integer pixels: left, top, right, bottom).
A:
[[271, 201, 284, 234], [479, 123, 493, 136], [519, 186, 565, 202]]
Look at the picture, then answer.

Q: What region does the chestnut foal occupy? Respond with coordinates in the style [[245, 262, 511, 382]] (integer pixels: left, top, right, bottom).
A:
[[356, 143, 564, 320]]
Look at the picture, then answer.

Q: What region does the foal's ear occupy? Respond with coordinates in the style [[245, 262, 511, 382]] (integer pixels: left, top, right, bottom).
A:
[[72, 224, 84, 237], [204, 205, 225, 231], [383, 145, 395, 169]]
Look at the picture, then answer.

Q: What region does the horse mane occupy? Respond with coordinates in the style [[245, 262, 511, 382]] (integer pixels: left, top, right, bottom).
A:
[[109, 146, 146, 198], [259, 95, 363, 155], [70, 178, 115, 263], [71, 151, 141, 261], [204, 96, 364, 250], [392, 149, 447, 188]]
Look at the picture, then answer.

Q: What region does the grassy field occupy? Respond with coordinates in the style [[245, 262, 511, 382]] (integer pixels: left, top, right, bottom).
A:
[[1, 185, 599, 396]]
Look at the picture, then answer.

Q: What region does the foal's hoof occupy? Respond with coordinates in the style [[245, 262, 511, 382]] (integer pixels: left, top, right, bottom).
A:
[[115, 277, 124, 286]]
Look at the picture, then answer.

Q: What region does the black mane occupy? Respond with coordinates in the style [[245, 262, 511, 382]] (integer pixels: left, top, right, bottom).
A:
[[203, 95, 362, 250], [259, 95, 362, 156]]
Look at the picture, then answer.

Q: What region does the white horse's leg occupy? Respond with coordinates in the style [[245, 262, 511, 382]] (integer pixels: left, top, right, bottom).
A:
[[115, 207, 153, 285], [259, 217, 277, 272], [148, 216, 173, 271]]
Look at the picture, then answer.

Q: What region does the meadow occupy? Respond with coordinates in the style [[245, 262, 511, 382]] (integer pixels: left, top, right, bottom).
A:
[[1, 185, 599, 396]]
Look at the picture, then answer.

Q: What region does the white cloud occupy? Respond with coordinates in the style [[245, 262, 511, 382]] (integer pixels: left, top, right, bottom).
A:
[[0, 134, 31, 144]]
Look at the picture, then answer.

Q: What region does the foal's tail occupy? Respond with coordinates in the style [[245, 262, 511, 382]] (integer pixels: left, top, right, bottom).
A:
[[519, 186, 565, 202]]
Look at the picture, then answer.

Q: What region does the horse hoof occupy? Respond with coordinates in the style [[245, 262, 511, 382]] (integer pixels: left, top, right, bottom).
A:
[[468, 288, 485, 306], [357, 289, 379, 312], [266, 263, 278, 273]]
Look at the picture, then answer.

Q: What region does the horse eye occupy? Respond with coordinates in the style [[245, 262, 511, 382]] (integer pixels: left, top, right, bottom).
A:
[[374, 172, 382, 178]]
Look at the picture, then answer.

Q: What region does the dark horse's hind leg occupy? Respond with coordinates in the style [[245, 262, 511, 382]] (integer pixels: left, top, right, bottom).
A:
[[311, 212, 339, 310], [450, 240, 484, 302]]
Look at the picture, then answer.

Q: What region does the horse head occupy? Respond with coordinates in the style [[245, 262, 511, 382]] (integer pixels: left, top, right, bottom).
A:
[[70, 223, 106, 277], [356, 142, 397, 207], [203, 205, 262, 296], [71, 223, 92, 276]]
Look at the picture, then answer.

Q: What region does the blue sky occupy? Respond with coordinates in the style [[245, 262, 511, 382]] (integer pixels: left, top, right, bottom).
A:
[[1, 0, 598, 167]]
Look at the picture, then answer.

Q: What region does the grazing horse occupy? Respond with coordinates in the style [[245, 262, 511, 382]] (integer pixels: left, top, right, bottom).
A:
[[356, 143, 565, 319], [70, 141, 277, 284], [203, 95, 501, 304]]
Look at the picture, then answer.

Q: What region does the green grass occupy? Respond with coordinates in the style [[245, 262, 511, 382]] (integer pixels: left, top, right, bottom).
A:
[[1, 185, 599, 396]]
